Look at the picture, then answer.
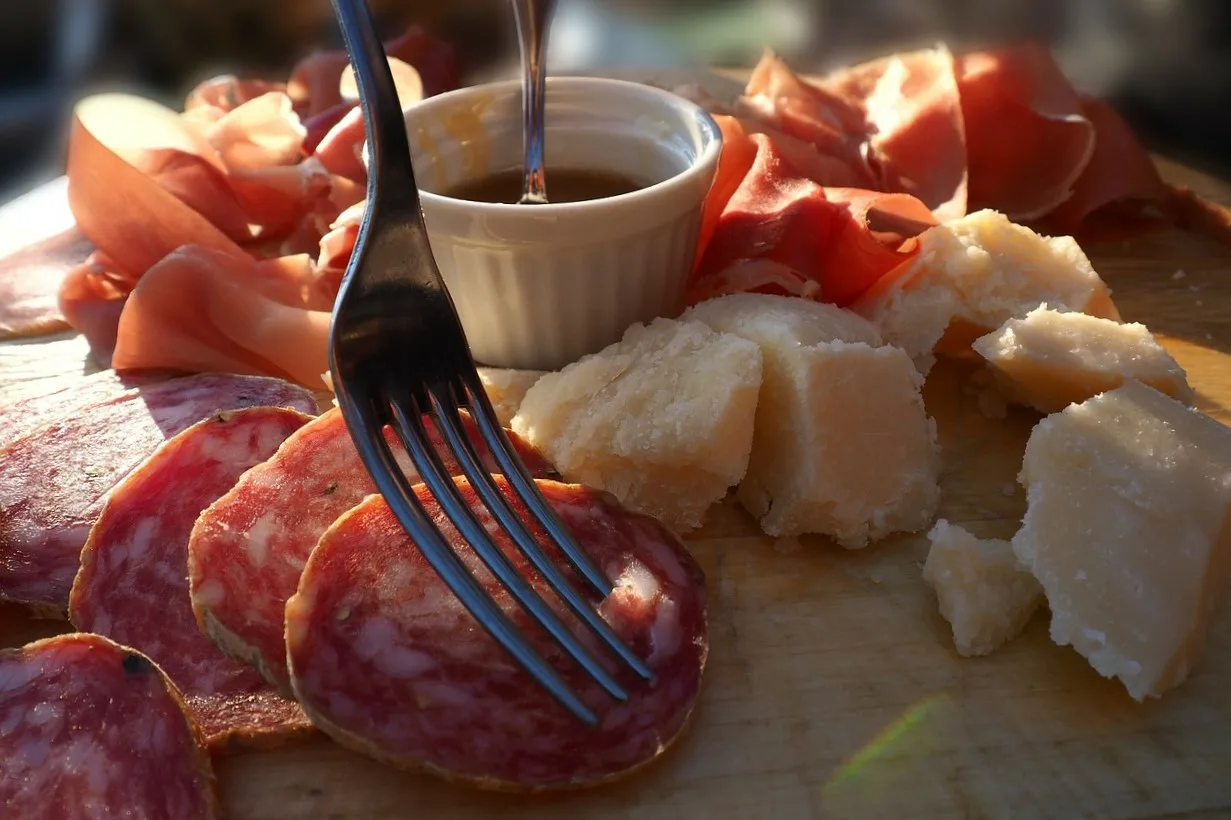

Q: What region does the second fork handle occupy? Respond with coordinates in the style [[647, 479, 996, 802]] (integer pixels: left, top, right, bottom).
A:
[[512, 0, 557, 205]]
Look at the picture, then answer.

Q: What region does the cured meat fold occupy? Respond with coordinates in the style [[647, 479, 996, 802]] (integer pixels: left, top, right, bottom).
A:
[[22, 35, 1174, 388], [687, 44, 1167, 309], [52, 26, 457, 376]]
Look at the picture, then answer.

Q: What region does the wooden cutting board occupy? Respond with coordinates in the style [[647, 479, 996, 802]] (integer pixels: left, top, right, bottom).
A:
[[3, 69, 1231, 819]]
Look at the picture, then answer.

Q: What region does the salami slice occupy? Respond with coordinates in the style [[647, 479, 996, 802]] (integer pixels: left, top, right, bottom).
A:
[[286, 477, 708, 791], [0, 633, 219, 819], [0, 372, 317, 615], [69, 406, 316, 753], [189, 406, 558, 693], [0, 227, 93, 340], [0, 368, 162, 449]]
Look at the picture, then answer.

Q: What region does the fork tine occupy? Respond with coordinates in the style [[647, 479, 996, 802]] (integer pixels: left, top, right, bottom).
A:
[[337, 388, 599, 726], [431, 382, 657, 684], [387, 387, 631, 703], [459, 372, 617, 599]]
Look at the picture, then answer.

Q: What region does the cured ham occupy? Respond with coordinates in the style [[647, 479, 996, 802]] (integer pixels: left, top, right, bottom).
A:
[[689, 116, 936, 307], [56, 26, 459, 378], [110, 246, 334, 388], [288, 26, 459, 119], [956, 44, 1097, 220], [26, 34, 1182, 385], [826, 47, 968, 221], [687, 44, 1169, 307], [1041, 97, 1167, 237], [728, 45, 1162, 231], [57, 253, 134, 364]]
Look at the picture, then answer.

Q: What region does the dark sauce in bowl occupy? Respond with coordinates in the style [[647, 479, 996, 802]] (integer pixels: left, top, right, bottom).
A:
[[445, 167, 649, 204]]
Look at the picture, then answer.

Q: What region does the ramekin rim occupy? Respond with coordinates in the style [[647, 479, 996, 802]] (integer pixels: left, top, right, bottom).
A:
[[405, 76, 724, 217]]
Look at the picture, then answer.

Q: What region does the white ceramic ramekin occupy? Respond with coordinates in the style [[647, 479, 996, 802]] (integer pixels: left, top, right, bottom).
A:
[[403, 77, 723, 371]]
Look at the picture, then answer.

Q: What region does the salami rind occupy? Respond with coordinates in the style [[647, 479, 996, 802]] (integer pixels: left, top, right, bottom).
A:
[[286, 477, 708, 791], [69, 407, 316, 753], [188, 406, 558, 693], [0, 633, 219, 819], [0, 372, 317, 615]]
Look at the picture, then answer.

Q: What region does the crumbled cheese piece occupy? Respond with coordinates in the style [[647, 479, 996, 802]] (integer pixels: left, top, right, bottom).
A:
[[973, 305, 1194, 413], [512, 317, 762, 533], [1012, 380, 1231, 701], [923, 520, 1043, 657], [852, 209, 1119, 375], [476, 367, 545, 427], [683, 293, 940, 547]]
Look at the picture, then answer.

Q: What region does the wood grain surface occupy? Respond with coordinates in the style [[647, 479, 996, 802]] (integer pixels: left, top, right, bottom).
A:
[[2, 71, 1230, 819]]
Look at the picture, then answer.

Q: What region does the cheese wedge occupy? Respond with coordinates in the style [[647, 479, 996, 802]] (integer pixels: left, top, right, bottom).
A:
[[972, 305, 1194, 413], [477, 367, 545, 427], [1013, 380, 1231, 701], [512, 317, 762, 533], [683, 294, 941, 547], [923, 520, 1043, 657], [852, 209, 1119, 375]]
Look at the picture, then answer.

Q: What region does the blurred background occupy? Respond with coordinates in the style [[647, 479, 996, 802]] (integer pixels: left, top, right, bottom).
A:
[[1, 0, 1228, 201]]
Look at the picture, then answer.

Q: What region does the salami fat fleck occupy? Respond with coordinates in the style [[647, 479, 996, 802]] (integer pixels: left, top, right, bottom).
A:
[[69, 407, 316, 753], [286, 477, 708, 790], [0, 372, 317, 615], [188, 406, 557, 693], [0, 633, 219, 819]]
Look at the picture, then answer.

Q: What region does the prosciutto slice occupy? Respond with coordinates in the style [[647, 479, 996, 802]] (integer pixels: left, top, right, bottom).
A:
[[731, 45, 1164, 230], [54, 25, 458, 385], [1042, 97, 1167, 237], [826, 46, 968, 221], [689, 116, 936, 307], [33, 35, 1181, 387], [956, 44, 1097, 220], [111, 246, 333, 388]]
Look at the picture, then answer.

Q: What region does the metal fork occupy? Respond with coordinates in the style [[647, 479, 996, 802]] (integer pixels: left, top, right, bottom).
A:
[[327, 0, 655, 726]]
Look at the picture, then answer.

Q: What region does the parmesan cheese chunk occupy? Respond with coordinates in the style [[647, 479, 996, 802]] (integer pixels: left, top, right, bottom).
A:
[[972, 305, 1194, 413], [1013, 380, 1231, 701], [512, 317, 762, 533], [476, 367, 545, 427], [683, 294, 941, 547], [852, 210, 1119, 375], [923, 520, 1043, 657]]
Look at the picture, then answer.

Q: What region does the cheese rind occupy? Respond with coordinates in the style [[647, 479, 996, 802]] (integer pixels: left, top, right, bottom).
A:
[[972, 305, 1194, 413], [685, 294, 941, 547], [476, 367, 546, 427], [852, 209, 1118, 374], [922, 520, 1043, 657], [1012, 380, 1231, 701], [512, 317, 762, 533]]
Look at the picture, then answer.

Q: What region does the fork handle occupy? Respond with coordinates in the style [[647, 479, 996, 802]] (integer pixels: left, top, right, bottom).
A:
[[331, 0, 421, 214]]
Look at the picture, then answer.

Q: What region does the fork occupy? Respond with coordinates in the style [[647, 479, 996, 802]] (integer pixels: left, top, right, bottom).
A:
[[326, 0, 655, 726]]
